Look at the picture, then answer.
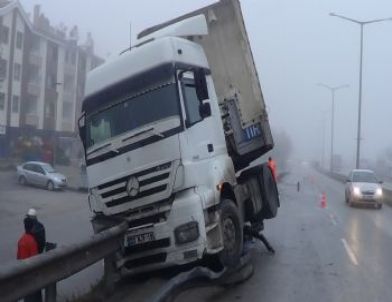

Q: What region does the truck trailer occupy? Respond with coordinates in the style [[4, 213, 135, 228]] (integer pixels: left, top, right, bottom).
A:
[[78, 0, 279, 276]]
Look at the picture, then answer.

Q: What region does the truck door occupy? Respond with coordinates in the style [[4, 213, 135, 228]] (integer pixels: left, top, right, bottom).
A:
[[179, 75, 216, 162]]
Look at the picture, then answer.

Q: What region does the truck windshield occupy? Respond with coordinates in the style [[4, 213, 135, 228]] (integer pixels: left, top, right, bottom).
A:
[[86, 82, 180, 149]]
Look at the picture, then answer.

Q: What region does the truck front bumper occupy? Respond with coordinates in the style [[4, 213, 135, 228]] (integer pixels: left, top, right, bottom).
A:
[[117, 189, 210, 276]]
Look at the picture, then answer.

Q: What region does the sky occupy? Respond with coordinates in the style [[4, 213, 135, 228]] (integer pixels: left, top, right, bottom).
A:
[[20, 0, 392, 168]]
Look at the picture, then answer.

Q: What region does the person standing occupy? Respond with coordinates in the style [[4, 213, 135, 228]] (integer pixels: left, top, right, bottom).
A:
[[17, 217, 42, 302], [268, 157, 278, 182], [27, 208, 46, 254]]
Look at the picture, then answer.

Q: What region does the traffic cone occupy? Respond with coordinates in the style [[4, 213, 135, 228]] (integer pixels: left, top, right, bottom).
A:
[[320, 192, 327, 209]]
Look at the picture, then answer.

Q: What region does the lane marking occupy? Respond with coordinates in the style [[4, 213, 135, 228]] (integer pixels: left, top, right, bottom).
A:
[[341, 238, 359, 266], [329, 213, 337, 226]]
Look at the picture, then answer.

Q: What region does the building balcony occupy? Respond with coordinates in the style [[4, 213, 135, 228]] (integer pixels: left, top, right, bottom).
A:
[[29, 53, 43, 66], [64, 64, 76, 76], [61, 121, 74, 132], [62, 91, 75, 103], [25, 113, 39, 127], [27, 82, 41, 97]]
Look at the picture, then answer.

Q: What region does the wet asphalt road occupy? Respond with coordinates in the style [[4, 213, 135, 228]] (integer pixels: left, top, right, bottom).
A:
[[107, 163, 392, 302], [0, 171, 101, 301], [177, 164, 392, 302], [3, 162, 392, 302]]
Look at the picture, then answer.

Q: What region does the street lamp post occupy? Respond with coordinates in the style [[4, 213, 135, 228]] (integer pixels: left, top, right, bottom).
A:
[[329, 13, 392, 169], [317, 83, 349, 172]]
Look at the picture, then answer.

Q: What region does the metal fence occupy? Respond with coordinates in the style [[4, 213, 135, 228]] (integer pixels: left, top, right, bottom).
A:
[[0, 222, 128, 302]]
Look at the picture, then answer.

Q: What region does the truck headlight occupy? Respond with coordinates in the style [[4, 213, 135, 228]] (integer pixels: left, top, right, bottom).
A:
[[353, 187, 361, 196], [174, 221, 199, 244], [376, 188, 383, 197]]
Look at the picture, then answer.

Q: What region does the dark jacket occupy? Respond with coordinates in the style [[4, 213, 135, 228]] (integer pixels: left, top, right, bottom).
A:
[[31, 219, 46, 253]]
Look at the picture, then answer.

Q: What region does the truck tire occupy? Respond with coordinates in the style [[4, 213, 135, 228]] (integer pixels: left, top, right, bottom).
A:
[[219, 199, 243, 269], [259, 164, 279, 219]]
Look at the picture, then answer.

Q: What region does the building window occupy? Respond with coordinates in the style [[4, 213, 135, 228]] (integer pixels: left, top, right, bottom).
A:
[[46, 74, 57, 89], [71, 51, 76, 65], [64, 74, 74, 91], [16, 31, 23, 49], [12, 95, 19, 113], [0, 93, 5, 110], [62, 102, 73, 120], [26, 97, 38, 114], [0, 25, 9, 44], [31, 38, 40, 52], [14, 63, 21, 81], [0, 58, 7, 79]]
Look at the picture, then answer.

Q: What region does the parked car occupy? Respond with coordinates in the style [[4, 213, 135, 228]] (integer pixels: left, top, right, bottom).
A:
[[345, 169, 383, 209], [16, 161, 67, 191]]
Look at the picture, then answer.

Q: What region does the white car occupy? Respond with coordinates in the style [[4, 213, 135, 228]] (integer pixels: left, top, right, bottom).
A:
[[345, 169, 383, 209], [16, 161, 67, 191]]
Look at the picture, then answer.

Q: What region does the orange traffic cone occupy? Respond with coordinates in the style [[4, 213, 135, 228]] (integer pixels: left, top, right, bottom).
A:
[[320, 192, 327, 209]]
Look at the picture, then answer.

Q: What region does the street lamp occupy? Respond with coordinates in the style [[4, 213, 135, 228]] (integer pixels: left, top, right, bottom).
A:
[[329, 13, 392, 169], [317, 83, 349, 172], [0, 46, 4, 88]]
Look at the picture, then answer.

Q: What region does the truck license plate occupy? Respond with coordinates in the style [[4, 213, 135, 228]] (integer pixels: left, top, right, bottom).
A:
[[125, 232, 155, 247]]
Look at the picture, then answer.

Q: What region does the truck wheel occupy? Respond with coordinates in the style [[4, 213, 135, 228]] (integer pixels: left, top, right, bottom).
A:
[[219, 199, 243, 269], [259, 164, 279, 219]]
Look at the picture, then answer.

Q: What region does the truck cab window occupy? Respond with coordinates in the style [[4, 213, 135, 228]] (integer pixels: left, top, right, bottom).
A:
[[183, 81, 202, 126], [88, 117, 112, 147]]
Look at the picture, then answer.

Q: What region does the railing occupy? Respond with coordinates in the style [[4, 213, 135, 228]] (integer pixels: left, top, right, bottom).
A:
[[0, 221, 128, 302]]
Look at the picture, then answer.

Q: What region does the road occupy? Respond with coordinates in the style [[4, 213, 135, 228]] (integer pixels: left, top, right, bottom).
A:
[[0, 171, 101, 301], [3, 163, 392, 302], [106, 163, 392, 302]]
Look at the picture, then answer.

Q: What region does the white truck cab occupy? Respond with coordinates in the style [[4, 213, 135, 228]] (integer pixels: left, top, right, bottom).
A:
[[79, 0, 278, 276]]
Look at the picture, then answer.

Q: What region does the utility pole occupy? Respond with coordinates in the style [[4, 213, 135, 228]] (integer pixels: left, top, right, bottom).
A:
[[317, 83, 349, 172], [329, 13, 392, 169]]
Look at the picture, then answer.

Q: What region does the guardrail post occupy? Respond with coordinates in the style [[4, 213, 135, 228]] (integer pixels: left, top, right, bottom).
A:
[[104, 255, 117, 294], [45, 283, 57, 302]]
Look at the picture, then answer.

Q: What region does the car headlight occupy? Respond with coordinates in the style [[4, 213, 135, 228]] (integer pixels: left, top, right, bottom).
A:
[[376, 188, 383, 197], [174, 221, 199, 244], [353, 187, 361, 196]]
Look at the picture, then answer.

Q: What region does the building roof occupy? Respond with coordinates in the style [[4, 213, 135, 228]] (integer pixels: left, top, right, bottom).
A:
[[0, 1, 11, 9], [0, 0, 71, 45]]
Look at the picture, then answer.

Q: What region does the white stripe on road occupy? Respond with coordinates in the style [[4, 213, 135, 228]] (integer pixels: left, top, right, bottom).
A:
[[341, 238, 359, 266], [329, 213, 337, 226]]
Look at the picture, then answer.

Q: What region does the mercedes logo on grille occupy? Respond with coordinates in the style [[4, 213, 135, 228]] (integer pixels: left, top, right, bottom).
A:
[[126, 177, 140, 197]]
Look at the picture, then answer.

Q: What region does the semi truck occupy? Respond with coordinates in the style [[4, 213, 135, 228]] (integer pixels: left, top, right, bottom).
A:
[[78, 0, 279, 276]]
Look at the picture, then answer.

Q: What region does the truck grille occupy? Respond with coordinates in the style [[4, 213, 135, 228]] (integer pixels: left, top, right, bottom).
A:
[[97, 162, 172, 208]]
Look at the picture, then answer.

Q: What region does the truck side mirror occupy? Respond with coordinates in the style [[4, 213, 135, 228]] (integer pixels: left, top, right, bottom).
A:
[[78, 115, 86, 147], [194, 68, 209, 101], [199, 102, 211, 118]]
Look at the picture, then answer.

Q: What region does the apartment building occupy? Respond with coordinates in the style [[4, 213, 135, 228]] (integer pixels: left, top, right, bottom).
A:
[[0, 0, 103, 158]]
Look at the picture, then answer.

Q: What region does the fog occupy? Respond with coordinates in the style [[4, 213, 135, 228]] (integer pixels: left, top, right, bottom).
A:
[[20, 0, 392, 168]]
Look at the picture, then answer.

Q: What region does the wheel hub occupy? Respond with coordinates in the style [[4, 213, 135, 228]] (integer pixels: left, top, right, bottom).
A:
[[223, 217, 236, 251]]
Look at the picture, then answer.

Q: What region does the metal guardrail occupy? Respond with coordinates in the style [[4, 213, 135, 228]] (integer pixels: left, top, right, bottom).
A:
[[0, 221, 128, 302]]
